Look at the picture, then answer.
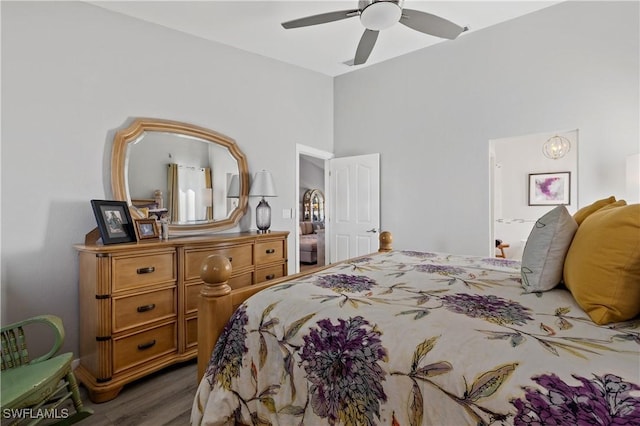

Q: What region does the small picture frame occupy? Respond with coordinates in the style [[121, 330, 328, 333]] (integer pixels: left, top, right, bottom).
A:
[[90, 200, 137, 244], [135, 218, 159, 240], [528, 172, 571, 206]]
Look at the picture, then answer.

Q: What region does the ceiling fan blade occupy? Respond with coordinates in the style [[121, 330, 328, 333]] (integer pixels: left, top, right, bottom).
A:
[[354, 29, 379, 65], [399, 8, 466, 40], [282, 9, 359, 29]]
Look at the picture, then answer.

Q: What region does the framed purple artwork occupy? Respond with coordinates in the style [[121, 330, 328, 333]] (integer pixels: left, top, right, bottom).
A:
[[528, 172, 571, 206]]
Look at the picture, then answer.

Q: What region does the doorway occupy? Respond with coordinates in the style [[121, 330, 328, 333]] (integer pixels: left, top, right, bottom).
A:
[[296, 144, 333, 273]]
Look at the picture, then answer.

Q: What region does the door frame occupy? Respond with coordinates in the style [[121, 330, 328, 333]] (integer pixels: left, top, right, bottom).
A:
[[295, 144, 333, 273]]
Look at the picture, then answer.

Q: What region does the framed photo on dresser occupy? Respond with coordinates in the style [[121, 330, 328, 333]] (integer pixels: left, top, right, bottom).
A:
[[90, 199, 137, 244], [135, 218, 159, 240]]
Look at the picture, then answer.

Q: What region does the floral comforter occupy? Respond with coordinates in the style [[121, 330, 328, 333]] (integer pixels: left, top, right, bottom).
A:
[[191, 251, 640, 425]]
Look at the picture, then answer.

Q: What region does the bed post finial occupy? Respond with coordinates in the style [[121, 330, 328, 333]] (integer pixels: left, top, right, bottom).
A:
[[379, 231, 393, 252], [198, 255, 233, 380]]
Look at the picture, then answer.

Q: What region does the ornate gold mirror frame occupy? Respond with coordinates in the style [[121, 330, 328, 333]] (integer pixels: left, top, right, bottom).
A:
[[111, 118, 249, 236]]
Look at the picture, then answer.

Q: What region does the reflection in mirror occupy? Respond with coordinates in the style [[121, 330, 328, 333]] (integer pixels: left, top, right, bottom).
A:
[[489, 129, 578, 260], [128, 133, 238, 223], [226, 174, 240, 214], [112, 118, 249, 236]]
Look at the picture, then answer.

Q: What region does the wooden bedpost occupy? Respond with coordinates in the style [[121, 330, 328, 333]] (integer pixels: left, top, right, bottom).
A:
[[197, 254, 233, 381], [379, 231, 393, 252]]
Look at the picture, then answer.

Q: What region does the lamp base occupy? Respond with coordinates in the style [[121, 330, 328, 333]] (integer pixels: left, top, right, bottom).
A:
[[256, 229, 271, 234], [255, 198, 272, 234]]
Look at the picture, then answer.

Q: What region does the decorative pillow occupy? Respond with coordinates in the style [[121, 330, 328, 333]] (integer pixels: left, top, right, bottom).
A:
[[521, 206, 578, 293], [573, 195, 616, 225], [563, 203, 640, 325]]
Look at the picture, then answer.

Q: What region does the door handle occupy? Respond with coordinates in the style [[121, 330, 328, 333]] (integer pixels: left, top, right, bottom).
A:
[[366, 228, 378, 233]]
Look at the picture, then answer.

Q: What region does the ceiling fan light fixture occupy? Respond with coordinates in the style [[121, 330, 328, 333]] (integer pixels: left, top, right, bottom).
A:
[[360, 1, 402, 30]]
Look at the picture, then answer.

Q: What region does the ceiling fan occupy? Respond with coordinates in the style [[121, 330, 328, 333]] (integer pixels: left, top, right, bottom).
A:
[[281, 0, 468, 65]]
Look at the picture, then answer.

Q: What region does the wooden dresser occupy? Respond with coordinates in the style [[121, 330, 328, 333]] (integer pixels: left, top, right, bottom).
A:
[[74, 231, 288, 403]]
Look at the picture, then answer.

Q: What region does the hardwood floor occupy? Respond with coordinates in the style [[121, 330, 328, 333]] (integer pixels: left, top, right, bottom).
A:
[[76, 361, 198, 426]]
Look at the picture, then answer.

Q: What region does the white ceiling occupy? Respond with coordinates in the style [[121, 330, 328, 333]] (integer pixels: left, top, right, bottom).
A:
[[89, 1, 560, 77]]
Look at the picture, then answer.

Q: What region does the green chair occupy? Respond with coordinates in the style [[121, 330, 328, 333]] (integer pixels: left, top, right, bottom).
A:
[[1, 315, 93, 425]]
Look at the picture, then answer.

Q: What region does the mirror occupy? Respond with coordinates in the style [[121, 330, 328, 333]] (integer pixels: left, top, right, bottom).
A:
[[490, 129, 578, 260], [111, 118, 249, 236]]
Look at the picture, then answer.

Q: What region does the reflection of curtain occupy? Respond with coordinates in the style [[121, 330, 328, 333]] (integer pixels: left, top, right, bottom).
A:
[[167, 163, 180, 222], [204, 167, 213, 220], [167, 163, 210, 223]]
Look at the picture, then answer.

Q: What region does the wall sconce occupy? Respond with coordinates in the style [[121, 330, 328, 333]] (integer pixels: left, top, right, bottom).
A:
[[543, 135, 571, 159], [249, 170, 277, 233]]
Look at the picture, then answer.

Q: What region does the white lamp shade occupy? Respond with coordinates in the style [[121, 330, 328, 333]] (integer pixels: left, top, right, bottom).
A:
[[249, 170, 277, 197], [227, 174, 240, 198]]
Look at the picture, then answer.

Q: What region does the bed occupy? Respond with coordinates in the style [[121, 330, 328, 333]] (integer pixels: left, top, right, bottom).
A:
[[191, 201, 640, 425]]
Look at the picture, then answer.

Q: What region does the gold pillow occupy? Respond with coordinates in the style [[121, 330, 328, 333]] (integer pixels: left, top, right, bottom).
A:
[[563, 203, 640, 324], [573, 196, 616, 225]]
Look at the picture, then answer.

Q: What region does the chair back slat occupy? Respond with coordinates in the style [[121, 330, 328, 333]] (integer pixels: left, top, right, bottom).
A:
[[1, 326, 30, 370]]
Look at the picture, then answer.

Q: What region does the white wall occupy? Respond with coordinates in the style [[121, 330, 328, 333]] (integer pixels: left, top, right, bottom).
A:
[[334, 1, 639, 255], [1, 1, 333, 354]]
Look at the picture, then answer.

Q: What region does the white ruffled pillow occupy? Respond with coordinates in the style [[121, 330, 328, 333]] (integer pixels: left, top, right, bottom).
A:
[[521, 206, 578, 293]]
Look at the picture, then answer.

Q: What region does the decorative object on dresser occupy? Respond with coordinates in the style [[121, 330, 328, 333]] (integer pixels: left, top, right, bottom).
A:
[[74, 231, 288, 403], [134, 218, 159, 240], [90, 200, 137, 245], [249, 170, 277, 233]]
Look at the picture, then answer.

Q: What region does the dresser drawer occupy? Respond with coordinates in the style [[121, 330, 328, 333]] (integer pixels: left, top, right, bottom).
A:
[[113, 322, 177, 374], [112, 287, 177, 333], [255, 240, 286, 266], [112, 252, 176, 292], [184, 245, 253, 281], [256, 264, 286, 283], [185, 317, 198, 349]]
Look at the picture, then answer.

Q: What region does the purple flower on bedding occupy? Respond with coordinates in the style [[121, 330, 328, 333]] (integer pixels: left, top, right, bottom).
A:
[[205, 304, 248, 390], [441, 293, 533, 325], [482, 257, 521, 268], [415, 264, 467, 275], [315, 273, 376, 293], [299, 316, 388, 426], [511, 373, 640, 425], [401, 250, 438, 258]]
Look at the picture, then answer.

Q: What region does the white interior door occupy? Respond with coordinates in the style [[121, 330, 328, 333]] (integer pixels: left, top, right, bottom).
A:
[[328, 153, 380, 263]]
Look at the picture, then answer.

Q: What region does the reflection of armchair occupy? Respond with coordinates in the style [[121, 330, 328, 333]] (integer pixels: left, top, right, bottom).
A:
[[1, 315, 93, 425]]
